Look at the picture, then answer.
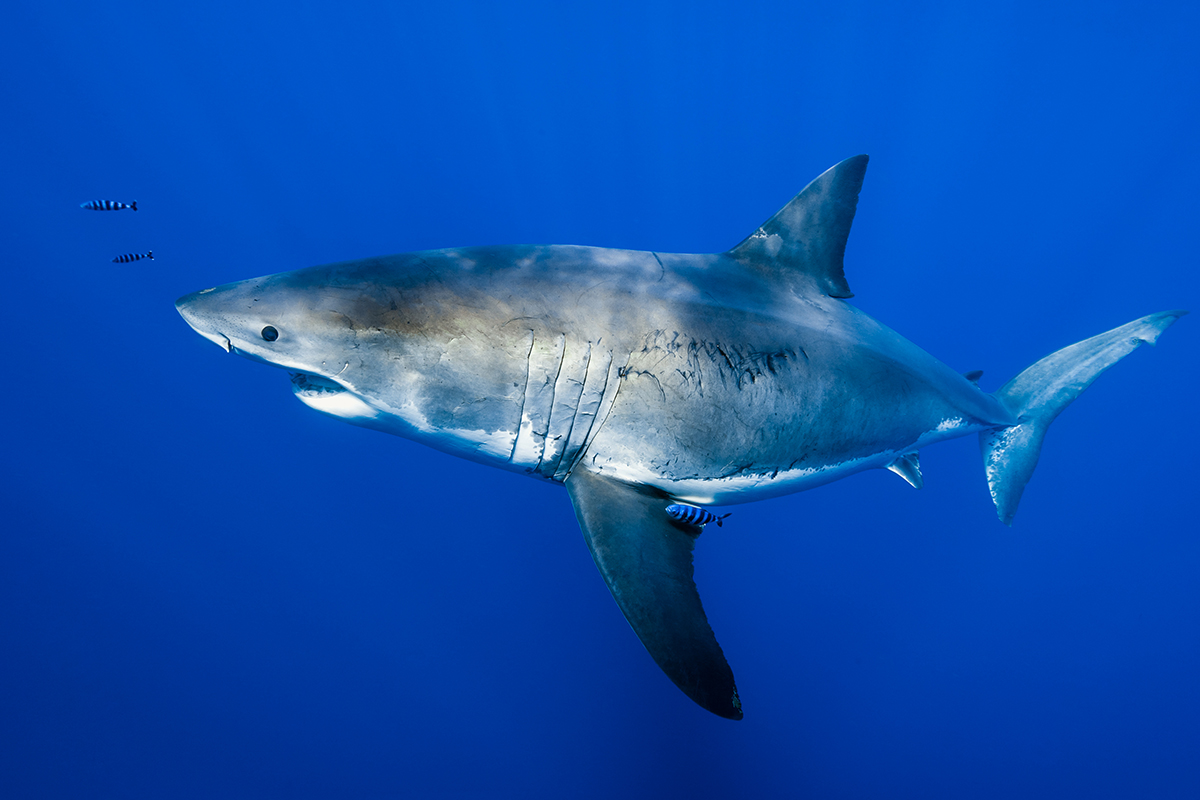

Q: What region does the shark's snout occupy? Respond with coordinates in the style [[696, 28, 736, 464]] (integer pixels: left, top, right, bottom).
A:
[[176, 290, 233, 352]]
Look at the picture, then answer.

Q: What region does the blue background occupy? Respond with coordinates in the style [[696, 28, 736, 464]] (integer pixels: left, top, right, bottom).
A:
[[2, 2, 1197, 797]]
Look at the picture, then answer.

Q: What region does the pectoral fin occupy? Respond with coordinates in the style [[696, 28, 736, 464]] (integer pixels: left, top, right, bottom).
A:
[[565, 468, 742, 720]]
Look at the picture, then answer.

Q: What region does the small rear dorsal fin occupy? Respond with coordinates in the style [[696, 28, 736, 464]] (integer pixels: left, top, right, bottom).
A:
[[727, 155, 868, 299], [963, 370, 984, 386], [886, 452, 923, 489]]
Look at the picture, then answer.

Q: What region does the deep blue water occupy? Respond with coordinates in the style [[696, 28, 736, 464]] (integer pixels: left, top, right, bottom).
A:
[[2, 2, 1198, 797]]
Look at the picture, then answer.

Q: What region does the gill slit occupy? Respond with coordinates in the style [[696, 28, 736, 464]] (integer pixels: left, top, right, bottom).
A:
[[533, 333, 569, 474], [563, 349, 632, 479], [549, 341, 593, 477], [508, 330, 537, 462]]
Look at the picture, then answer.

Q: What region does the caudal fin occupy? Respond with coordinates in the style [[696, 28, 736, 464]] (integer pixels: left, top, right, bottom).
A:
[[980, 310, 1186, 525]]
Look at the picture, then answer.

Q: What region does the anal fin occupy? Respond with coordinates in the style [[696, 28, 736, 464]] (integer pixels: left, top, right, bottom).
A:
[[565, 468, 742, 720], [886, 452, 923, 489]]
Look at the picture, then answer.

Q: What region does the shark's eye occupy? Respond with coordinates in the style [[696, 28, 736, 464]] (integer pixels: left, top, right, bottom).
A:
[[261, 326, 279, 342]]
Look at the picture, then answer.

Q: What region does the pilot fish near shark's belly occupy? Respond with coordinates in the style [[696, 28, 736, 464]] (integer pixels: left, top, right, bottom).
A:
[[665, 504, 731, 529], [175, 155, 1186, 720]]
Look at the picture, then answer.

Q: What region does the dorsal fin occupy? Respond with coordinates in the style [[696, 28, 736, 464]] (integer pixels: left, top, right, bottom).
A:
[[963, 369, 984, 386], [727, 155, 868, 299]]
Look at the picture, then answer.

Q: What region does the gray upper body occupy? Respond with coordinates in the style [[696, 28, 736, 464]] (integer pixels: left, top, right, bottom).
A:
[[176, 156, 1183, 720]]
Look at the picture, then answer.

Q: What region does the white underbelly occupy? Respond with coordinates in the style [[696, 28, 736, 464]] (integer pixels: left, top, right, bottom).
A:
[[582, 415, 985, 506]]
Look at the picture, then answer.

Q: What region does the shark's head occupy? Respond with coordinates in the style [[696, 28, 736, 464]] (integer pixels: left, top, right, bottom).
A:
[[175, 266, 392, 421], [174, 256, 536, 448], [177, 273, 332, 371]]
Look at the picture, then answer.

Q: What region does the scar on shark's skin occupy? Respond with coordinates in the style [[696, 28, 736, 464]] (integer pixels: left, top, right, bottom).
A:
[[175, 155, 1186, 721]]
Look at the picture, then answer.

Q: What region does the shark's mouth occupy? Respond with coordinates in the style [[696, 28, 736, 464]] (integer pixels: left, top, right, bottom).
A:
[[289, 372, 378, 421], [290, 371, 344, 397]]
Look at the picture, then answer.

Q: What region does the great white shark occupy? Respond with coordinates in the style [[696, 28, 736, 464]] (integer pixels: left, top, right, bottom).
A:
[[176, 156, 1185, 719]]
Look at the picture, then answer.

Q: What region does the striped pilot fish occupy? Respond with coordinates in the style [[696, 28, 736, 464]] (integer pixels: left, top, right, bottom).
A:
[[112, 251, 153, 263], [665, 504, 732, 528], [81, 200, 137, 211]]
